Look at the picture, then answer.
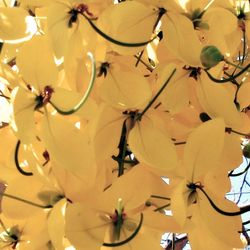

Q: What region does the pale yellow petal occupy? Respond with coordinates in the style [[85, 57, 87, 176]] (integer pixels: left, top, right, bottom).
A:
[[197, 74, 242, 128], [40, 114, 96, 183], [48, 198, 67, 250], [128, 113, 178, 173], [184, 118, 225, 181], [237, 81, 250, 109], [16, 35, 58, 91], [0, 7, 35, 43], [162, 13, 202, 67]]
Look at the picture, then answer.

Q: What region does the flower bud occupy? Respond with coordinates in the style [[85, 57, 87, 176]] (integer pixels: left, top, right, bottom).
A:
[[200, 46, 224, 68], [243, 143, 250, 158]]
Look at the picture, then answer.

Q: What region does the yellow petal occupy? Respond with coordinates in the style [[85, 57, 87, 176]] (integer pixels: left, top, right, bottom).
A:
[[92, 105, 124, 163], [65, 202, 108, 249], [40, 114, 96, 183], [237, 81, 250, 109], [97, 165, 157, 212], [128, 112, 178, 173], [48, 198, 67, 250], [11, 86, 36, 144], [170, 179, 189, 228], [1, 176, 44, 219], [47, 1, 72, 58], [156, 64, 189, 114], [203, 7, 238, 35], [198, 190, 244, 248], [98, 1, 156, 55], [197, 74, 242, 128], [0, 63, 19, 88], [184, 118, 225, 181], [99, 65, 152, 109], [0, 7, 35, 43], [220, 133, 243, 171], [162, 13, 202, 67], [16, 35, 58, 91], [188, 205, 242, 250]]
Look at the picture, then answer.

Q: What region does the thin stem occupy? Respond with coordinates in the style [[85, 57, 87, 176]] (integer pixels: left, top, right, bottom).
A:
[[226, 127, 250, 138], [225, 59, 245, 70], [0, 192, 52, 209], [228, 161, 250, 177], [49, 52, 96, 115], [0, 122, 8, 129], [111, 156, 138, 165], [135, 50, 145, 67], [196, 186, 250, 216], [154, 203, 170, 212], [0, 218, 10, 235], [243, 220, 250, 226], [172, 233, 175, 250], [134, 54, 153, 72], [223, 72, 240, 87], [116, 121, 128, 177], [241, 30, 247, 65], [204, 62, 250, 83], [103, 213, 143, 247], [82, 14, 157, 47], [150, 195, 171, 200], [136, 68, 176, 120], [0, 90, 10, 100], [14, 140, 33, 176], [174, 141, 186, 145]]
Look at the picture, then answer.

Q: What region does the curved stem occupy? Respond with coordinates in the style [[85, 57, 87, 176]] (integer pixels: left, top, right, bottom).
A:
[[103, 213, 143, 247], [0, 192, 52, 209], [136, 68, 176, 121], [14, 140, 33, 176], [228, 161, 250, 177], [224, 59, 244, 70], [243, 219, 250, 226], [197, 186, 250, 216], [204, 62, 250, 83], [82, 14, 157, 47], [49, 52, 96, 115]]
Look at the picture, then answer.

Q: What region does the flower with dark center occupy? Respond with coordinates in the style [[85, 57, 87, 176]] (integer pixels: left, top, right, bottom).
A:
[[68, 3, 94, 27], [34, 85, 54, 110]]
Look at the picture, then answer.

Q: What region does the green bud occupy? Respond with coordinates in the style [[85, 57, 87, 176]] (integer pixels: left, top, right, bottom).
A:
[[200, 46, 224, 68], [243, 143, 250, 158]]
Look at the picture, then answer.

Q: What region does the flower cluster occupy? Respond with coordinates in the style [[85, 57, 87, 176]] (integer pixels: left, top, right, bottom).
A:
[[0, 0, 250, 249]]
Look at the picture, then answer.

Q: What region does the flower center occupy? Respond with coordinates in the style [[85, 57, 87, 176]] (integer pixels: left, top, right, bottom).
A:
[[35, 85, 54, 110], [110, 209, 127, 226], [68, 3, 94, 27], [183, 66, 202, 80]]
